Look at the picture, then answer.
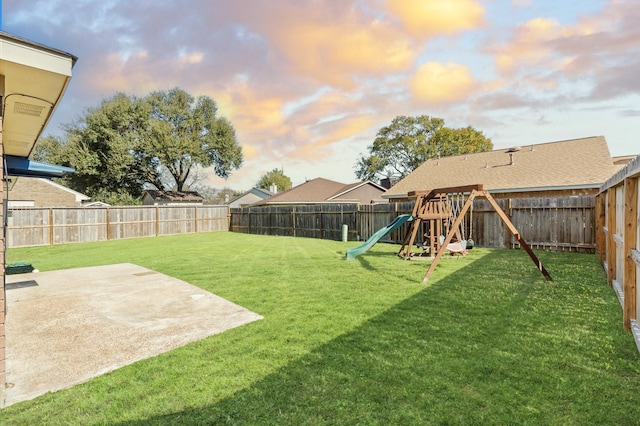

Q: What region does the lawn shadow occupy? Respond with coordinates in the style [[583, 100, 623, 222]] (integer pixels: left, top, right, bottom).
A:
[[113, 249, 640, 425]]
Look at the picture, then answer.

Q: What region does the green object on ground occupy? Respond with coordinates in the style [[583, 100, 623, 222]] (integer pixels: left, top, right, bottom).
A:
[[6, 262, 34, 275], [345, 214, 413, 260]]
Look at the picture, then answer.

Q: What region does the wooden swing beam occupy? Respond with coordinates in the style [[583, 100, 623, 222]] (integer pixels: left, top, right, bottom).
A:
[[398, 185, 479, 259], [422, 185, 552, 283]]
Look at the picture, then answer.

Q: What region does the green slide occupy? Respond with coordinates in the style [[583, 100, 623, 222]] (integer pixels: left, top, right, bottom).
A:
[[346, 214, 413, 260]]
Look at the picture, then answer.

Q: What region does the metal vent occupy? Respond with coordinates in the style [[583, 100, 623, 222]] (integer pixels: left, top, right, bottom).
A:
[[14, 102, 46, 117]]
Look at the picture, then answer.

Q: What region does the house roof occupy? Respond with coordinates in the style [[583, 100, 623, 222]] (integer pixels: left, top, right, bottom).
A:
[[0, 31, 77, 158], [253, 178, 385, 205], [600, 154, 640, 193], [248, 187, 274, 198], [384, 136, 621, 198], [143, 190, 203, 202], [228, 187, 273, 205], [40, 178, 90, 202]]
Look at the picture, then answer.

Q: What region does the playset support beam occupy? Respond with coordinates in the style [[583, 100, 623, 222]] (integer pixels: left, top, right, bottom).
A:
[[422, 187, 552, 283]]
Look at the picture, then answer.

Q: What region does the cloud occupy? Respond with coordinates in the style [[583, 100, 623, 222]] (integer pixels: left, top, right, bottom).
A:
[[489, 0, 640, 103], [238, 2, 417, 89], [4, 0, 639, 191], [471, 92, 534, 111], [292, 114, 376, 160], [241, 144, 259, 160], [411, 62, 475, 103], [493, 18, 563, 73], [385, 0, 485, 39]]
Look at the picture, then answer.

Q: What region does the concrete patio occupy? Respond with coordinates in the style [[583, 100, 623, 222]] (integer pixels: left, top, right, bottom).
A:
[[3, 263, 262, 407]]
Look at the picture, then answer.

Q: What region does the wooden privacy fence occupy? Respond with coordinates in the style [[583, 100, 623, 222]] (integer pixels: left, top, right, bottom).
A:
[[596, 154, 640, 351], [8, 196, 597, 251], [231, 204, 361, 241], [7, 205, 230, 248], [231, 195, 595, 251]]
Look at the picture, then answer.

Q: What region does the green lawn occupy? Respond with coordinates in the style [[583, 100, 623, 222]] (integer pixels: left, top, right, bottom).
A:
[[2, 232, 639, 425]]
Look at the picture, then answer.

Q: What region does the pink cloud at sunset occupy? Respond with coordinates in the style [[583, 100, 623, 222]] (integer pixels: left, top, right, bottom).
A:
[[411, 62, 476, 104], [3, 0, 639, 192], [386, 0, 485, 38]]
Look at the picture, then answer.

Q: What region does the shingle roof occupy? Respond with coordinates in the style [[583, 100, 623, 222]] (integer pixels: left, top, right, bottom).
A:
[[384, 136, 621, 198], [253, 178, 346, 205], [144, 190, 203, 202], [253, 178, 386, 205]]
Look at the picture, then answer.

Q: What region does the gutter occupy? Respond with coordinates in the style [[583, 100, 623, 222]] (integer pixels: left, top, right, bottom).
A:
[[382, 183, 603, 200]]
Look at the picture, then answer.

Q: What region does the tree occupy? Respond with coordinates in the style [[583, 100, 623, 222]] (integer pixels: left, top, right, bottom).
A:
[[34, 88, 243, 204], [36, 93, 152, 204], [256, 168, 292, 192], [355, 115, 492, 181], [144, 88, 243, 192]]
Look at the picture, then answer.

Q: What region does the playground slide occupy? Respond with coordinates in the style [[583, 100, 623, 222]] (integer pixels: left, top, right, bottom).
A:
[[346, 214, 413, 260]]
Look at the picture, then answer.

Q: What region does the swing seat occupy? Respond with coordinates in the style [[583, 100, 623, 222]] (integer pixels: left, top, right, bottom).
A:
[[438, 236, 468, 255], [447, 241, 468, 254]]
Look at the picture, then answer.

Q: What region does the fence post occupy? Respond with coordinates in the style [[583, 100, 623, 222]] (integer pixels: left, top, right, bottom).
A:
[[106, 207, 110, 240], [595, 193, 606, 260], [623, 177, 638, 330], [48, 208, 54, 246], [155, 206, 159, 237], [607, 189, 616, 286], [292, 206, 296, 237], [356, 204, 361, 241]]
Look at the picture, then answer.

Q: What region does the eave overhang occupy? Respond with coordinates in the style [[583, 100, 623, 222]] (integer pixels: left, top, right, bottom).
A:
[[0, 31, 77, 158]]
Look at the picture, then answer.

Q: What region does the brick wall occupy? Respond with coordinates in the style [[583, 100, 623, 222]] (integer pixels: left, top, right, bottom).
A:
[[9, 177, 85, 207]]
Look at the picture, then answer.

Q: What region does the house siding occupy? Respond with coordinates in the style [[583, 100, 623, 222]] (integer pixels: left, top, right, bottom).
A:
[[8, 178, 85, 207], [229, 193, 262, 208], [333, 184, 386, 203]]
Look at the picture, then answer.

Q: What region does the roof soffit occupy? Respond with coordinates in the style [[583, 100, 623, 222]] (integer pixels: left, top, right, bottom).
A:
[[0, 32, 76, 158]]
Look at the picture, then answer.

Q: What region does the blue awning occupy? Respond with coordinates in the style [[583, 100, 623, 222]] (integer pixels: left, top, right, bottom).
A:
[[4, 155, 75, 178]]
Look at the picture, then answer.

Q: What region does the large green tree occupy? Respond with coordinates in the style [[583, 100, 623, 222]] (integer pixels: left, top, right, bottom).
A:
[[144, 88, 243, 191], [355, 115, 492, 181], [256, 168, 292, 192], [35, 88, 243, 204], [36, 93, 152, 204]]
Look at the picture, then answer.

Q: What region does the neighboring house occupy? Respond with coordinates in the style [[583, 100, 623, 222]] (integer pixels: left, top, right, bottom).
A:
[[8, 177, 90, 207], [228, 187, 274, 208], [383, 136, 623, 202], [252, 177, 386, 206], [613, 155, 637, 167], [83, 201, 111, 207], [142, 190, 204, 206]]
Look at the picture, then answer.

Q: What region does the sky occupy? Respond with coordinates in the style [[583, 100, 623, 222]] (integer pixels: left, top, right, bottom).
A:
[[3, 0, 640, 192]]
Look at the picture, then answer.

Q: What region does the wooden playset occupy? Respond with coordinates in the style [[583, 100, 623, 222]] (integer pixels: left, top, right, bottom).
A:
[[397, 184, 552, 283]]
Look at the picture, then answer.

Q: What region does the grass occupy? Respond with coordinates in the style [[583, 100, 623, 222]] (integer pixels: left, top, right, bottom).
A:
[[2, 232, 640, 425]]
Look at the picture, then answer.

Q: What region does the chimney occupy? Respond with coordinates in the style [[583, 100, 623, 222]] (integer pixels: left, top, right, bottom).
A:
[[269, 183, 277, 193]]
